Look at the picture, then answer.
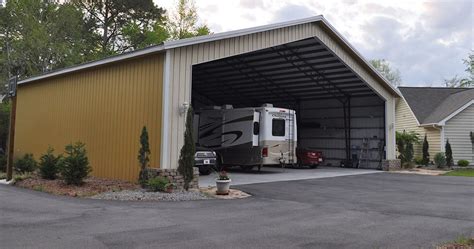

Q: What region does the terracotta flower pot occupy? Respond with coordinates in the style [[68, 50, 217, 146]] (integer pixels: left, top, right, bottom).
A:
[[215, 179, 231, 195]]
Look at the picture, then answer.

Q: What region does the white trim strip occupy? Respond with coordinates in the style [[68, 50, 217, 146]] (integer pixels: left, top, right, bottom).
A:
[[163, 16, 323, 49], [438, 100, 474, 126], [160, 50, 171, 169], [18, 45, 165, 85]]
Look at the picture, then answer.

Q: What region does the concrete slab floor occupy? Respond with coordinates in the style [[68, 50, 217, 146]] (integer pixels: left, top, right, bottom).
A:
[[199, 166, 381, 187]]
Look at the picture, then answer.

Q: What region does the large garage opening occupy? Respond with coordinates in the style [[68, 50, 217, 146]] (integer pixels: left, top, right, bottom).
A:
[[191, 37, 386, 169]]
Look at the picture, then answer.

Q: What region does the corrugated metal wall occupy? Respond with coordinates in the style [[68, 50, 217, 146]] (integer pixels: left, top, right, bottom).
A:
[[444, 104, 474, 164], [395, 98, 441, 158], [15, 53, 164, 182], [299, 96, 385, 168], [164, 22, 397, 169]]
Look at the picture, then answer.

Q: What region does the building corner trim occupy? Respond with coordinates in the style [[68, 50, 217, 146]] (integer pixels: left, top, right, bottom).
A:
[[160, 50, 171, 169]]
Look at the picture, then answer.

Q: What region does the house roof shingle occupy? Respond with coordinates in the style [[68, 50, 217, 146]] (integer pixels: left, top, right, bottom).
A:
[[398, 87, 474, 125]]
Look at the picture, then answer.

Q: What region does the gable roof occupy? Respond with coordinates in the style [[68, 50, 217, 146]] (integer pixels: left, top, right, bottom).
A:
[[17, 16, 399, 96], [398, 87, 474, 125]]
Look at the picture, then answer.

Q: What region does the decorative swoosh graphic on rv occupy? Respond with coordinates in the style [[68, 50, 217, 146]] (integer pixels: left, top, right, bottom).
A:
[[222, 131, 243, 144], [199, 115, 253, 140], [223, 115, 254, 124]]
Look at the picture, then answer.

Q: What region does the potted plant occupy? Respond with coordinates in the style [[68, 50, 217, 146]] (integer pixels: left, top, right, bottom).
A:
[[215, 171, 231, 195], [165, 182, 175, 193]]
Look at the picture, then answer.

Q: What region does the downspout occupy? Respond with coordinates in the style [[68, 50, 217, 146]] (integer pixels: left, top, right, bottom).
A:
[[432, 124, 444, 152]]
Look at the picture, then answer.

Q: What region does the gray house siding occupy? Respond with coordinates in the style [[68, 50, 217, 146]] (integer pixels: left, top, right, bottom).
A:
[[444, 103, 474, 164]]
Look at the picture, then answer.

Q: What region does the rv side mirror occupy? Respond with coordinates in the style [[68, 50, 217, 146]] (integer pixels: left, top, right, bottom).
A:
[[253, 122, 260, 135]]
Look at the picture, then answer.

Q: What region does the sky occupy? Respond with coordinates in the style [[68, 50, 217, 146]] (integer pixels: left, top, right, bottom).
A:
[[156, 0, 473, 87]]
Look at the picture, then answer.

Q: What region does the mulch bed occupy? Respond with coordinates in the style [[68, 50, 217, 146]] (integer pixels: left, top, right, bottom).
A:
[[15, 175, 139, 197]]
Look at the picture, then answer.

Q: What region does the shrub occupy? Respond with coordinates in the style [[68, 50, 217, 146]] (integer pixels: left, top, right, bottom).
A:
[[39, 147, 61, 180], [422, 135, 430, 165], [414, 157, 423, 165], [434, 152, 447, 168], [59, 142, 91, 185], [0, 154, 6, 172], [14, 154, 37, 173], [445, 140, 453, 167], [457, 160, 470, 167], [177, 106, 195, 190], [138, 126, 151, 185], [147, 176, 169, 192], [402, 162, 415, 169], [396, 131, 420, 165]]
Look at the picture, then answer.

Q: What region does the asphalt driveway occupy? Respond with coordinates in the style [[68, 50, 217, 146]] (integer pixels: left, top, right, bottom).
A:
[[199, 166, 381, 187], [1, 173, 473, 249]]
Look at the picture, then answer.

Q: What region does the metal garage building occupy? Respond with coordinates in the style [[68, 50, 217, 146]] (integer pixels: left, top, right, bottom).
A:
[[15, 16, 400, 181]]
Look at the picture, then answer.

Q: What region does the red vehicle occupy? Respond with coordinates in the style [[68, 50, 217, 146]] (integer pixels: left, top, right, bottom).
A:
[[296, 148, 324, 168]]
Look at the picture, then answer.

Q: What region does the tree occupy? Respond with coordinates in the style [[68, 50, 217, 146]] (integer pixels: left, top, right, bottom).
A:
[[39, 147, 61, 180], [177, 106, 195, 190], [460, 51, 473, 87], [445, 139, 453, 167], [138, 126, 150, 184], [73, 0, 166, 55], [59, 142, 91, 185], [0, 101, 10, 151], [167, 0, 211, 40], [0, 0, 98, 84], [396, 130, 420, 165], [369, 59, 402, 87], [444, 52, 473, 88], [422, 135, 430, 165]]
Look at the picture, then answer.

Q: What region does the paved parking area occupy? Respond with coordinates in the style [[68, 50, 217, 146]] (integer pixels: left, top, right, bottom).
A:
[[199, 166, 381, 187], [1, 173, 473, 249]]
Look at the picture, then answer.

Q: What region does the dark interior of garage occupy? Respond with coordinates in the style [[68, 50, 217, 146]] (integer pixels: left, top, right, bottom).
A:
[[191, 37, 386, 169]]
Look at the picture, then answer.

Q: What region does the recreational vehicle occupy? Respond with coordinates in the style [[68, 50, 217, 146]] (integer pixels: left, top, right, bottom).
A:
[[193, 104, 297, 171]]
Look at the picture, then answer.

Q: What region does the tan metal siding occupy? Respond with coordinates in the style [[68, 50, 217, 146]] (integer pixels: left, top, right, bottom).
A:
[[164, 22, 397, 169], [15, 54, 164, 182], [395, 98, 441, 159], [444, 104, 474, 164]]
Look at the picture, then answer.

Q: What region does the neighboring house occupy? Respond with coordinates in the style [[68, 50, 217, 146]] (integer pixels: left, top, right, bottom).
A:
[[396, 87, 474, 165]]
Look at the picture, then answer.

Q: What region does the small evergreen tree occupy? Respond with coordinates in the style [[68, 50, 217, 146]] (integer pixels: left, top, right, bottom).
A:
[[422, 135, 430, 165], [39, 147, 61, 180], [177, 106, 195, 190], [59, 142, 91, 185], [445, 140, 453, 167], [138, 126, 151, 185]]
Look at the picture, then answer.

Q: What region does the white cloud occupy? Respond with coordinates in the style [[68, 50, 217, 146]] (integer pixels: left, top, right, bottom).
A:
[[155, 0, 473, 86]]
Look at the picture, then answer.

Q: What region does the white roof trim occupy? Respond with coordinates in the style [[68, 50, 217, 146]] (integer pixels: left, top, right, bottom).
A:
[[397, 90, 421, 126], [163, 16, 324, 49], [317, 18, 400, 97], [18, 45, 165, 85], [437, 100, 474, 126], [16, 15, 400, 97]]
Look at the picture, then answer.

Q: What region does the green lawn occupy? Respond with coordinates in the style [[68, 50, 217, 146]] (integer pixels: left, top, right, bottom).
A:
[[443, 169, 474, 177]]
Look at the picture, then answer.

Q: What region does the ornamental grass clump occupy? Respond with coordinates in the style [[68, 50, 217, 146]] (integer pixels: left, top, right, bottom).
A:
[[147, 176, 169, 192], [434, 152, 447, 169]]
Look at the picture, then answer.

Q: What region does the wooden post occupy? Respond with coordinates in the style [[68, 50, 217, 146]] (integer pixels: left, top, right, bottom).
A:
[[6, 95, 17, 181]]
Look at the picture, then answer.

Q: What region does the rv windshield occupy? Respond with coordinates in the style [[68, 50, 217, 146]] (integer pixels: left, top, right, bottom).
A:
[[272, 119, 285, 136]]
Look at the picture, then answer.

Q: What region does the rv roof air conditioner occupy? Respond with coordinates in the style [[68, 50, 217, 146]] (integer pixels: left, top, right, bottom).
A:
[[261, 103, 273, 107], [222, 105, 233, 109]]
